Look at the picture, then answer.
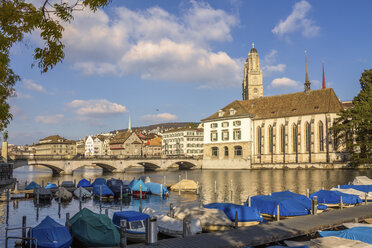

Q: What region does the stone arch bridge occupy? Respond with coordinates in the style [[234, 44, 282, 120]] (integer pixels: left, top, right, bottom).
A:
[[11, 156, 202, 175]]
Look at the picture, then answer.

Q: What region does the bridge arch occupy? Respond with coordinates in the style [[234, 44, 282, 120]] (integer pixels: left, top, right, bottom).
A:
[[72, 162, 116, 173], [136, 162, 161, 171], [14, 162, 63, 175], [170, 161, 198, 170]]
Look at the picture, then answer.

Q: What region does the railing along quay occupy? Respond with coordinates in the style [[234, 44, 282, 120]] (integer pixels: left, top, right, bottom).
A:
[[129, 203, 372, 248]]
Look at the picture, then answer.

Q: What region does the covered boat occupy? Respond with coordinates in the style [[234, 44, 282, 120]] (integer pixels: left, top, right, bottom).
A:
[[45, 183, 58, 189], [129, 179, 148, 198], [107, 178, 130, 197], [339, 184, 372, 193], [170, 179, 198, 192], [319, 227, 372, 245], [70, 208, 120, 247], [28, 216, 72, 248], [25, 181, 41, 190], [112, 211, 150, 242], [92, 177, 107, 187], [73, 187, 92, 198], [55, 187, 72, 202], [173, 206, 233, 232], [310, 190, 362, 207], [139, 176, 151, 183], [145, 182, 169, 196], [204, 203, 262, 226], [350, 176, 372, 185], [271, 190, 327, 212], [60, 181, 75, 192], [77, 178, 91, 188], [34, 188, 53, 201], [331, 187, 372, 201], [93, 184, 114, 198]]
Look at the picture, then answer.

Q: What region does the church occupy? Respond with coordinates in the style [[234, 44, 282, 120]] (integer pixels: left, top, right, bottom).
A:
[[202, 43, 346, 169]]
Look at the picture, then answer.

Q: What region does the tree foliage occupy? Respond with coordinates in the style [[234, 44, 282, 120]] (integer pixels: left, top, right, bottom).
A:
[[0, 0, 111, 131], [332, 69, 372, 165]]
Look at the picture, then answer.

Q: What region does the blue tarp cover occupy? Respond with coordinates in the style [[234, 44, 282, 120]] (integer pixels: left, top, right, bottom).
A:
[[319, 227, 372, 244], [145, 182, 169, 195], [61, 181, 74, 188], [204, 203, 263, 222], [92, 178, 106, 187], [250, 195, 310, 216], [25, 181, 41, 190], [310, 190, 362, 204], [271, 191, 327, 211], [29, 216, 72, 248], [128, 178, 138, 189], [45, 183, 58, 189], [93, 185, 114, 196], [129, 179, 148, 192], [339, 185, 372, 193], [77, 179, 91, 188], [112, 211, 149, 226]]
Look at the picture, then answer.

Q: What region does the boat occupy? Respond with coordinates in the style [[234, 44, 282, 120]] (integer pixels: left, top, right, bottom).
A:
[[45, 183, 58, 193], [145, 182, 169, 196], [93, 184, 114, 200], [319, 226, 372, 245], [172, 206, 233, 232], [349, 176, 372, 185], [70, 208, 120, 247], [92, 177, 107, 187], [170, 179, 198, 193], [129, 179, 148, 198], [139, 176, 151, 183], [28, 216, 72, 248], [55, 187, 72, 202], [310, 190, 363, 208], [143, 207, 202, 238], [331, 187, 372, 201], [285, 236, 371, 248], [77, 178, 92, 188], [338, 184, 372, 194], [60, 181, 75, 192], [73, 187, 92, 198], [204, 203, 263, 226], [112, 211, 150, 242], [25, 181, 41, 190], [33, 188, 53, 202], [107, 178, 131, 198]]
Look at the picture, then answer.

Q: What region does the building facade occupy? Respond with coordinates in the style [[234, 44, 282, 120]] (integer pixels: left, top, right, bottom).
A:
[[242, 42, 263, 101], [35, 135, 76, 157], [109, 131, 142, 157], [143, 136, 162, 156], [162, 128, 204, 157]]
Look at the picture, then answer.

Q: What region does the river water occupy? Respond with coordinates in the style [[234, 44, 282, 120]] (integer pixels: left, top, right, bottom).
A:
[[1, 166, 372, 247]]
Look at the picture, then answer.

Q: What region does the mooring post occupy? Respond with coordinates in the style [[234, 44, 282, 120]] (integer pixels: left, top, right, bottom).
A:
[[21, 216, 26, 247], [100, 185, 102, 214], [89, 178, 92, 184], [105, 208, 109, 216], [139, 185, 143, 213], [65, 213, 71, 233], [185, 171, 188, 180], [340, 195, 343, 209], [41, 180, 44, 188], [312, 196, 318, 215], [338, 184, 340, 189], [230, 179, 233, 202], [163, 175, 166, 186], [182, 218, 191, 238], [248, 196, 251, 207], [170, 203, 174, 218], [178, 175, 181, 195], [276, 205, 280, 221], [120, 185, 123, 211], [36, 190, 40, 205], [234, 211, 238, 228], [306, 188, 309, 198], [160, 184, 163, 197], [120, 219, 127, 248], [79, 187, 82, 211], [196, 181, 199, 195], [6, 189, 10, 224], [74, 179, 76, 187], [57, 180, 60, 187], [214, 180, 217, 194], [365, 193, 368, 205], [322, 186, 324, 190]]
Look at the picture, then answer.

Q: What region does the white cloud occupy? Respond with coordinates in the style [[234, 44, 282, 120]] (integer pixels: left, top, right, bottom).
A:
[[270, 77, 300, 88], [264, 64, 287, 73], [141, 113, 177, 122], [35, 114, 64, 124], [16, 92, 32, 99], [68, 99, 127, 117], [272, 0, 319, 38], [61, 2, 241, 87], [262, 49, 286, 75], [23, 79, 47, 93]]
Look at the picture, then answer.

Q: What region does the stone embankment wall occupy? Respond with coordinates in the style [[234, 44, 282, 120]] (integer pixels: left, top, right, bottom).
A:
[[0, 163, 15, 187]]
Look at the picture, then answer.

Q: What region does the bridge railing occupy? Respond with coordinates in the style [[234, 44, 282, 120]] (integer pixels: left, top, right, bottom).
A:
[[11, 154, 201, 160]]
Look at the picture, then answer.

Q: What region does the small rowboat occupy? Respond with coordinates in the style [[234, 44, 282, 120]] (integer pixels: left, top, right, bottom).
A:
[[112, 211, 150, 243]]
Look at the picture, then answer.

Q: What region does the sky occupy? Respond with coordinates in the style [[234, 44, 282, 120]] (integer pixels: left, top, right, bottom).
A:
[[7, 0, 372, 145]]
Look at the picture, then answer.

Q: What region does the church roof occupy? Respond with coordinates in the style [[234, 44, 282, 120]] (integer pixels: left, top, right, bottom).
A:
[[202, 88, 343, 122], [250, 47, 258, 54], [109, 131, 132, 144]]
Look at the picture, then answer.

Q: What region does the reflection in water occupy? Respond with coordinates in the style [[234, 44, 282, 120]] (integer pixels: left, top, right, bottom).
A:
[[1, 165, 372, 247]]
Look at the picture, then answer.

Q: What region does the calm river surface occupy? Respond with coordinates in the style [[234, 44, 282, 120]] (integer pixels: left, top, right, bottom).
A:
[[1, 166, 372, 247]]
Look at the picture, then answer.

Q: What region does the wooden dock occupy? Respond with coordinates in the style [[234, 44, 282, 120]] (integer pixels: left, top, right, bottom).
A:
[[129, 203, 372, 248]]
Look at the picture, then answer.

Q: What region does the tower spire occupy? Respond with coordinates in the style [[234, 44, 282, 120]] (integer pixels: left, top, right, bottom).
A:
[[304, 50, 311, 93], [322, 61, 326, 89], [128, 112, 132, 132]]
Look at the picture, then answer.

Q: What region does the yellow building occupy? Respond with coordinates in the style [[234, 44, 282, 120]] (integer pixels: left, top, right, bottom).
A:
[[35, 135, 76, 157]]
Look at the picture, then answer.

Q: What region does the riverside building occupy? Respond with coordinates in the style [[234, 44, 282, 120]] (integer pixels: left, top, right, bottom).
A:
[[202, 44, 345, 169], [162, 128, 204, 157]]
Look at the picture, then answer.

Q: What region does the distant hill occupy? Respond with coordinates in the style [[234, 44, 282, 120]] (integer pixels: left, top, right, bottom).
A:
[[112, 122, 200, 133]]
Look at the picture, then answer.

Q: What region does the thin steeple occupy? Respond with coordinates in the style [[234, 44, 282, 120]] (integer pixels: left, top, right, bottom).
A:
[[322, 61, 326, 89], [304, 50, 311, 93], [128, 112, 132, 132]]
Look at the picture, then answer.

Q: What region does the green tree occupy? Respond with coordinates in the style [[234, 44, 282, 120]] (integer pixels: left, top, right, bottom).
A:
[[0, 0, 111, 131], [185, 122, 198, 129], [332, 69, 372, 165]]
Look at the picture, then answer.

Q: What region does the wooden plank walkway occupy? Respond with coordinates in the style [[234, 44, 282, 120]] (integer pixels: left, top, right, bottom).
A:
[[129, 203, 372, 248]]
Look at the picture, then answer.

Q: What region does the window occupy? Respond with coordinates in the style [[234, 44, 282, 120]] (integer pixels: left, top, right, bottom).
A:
[[224, 146, 229, 156], [222, 130, 229, 141], [333, 121, 339, 151], [269, 126, 273, 153], [234, 146, 242, 156], [280, 125, 285, 153], [218, 110, 224, 117], [211, 147, 218, 157], [222, 122, 229, 127], [233, 129, 241, 140], [257, 126, 262, 154], [319, 121, 324, 152], [233, 121, 241, 126], [210, 132, 218, 142], [210, 123, 218, 128], [305, 122, 311, 152], [292, 124, 298, 153], [229, 108, 236, 115]]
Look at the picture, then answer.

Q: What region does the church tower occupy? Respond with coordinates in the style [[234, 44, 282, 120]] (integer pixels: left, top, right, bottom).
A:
[[242, 42, 263, 100]]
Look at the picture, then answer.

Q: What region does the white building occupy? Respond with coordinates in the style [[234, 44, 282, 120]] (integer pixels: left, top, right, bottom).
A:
[[162, 128, 204, 157], [84, 135, 94, 156], [85, 135, 111, 156]]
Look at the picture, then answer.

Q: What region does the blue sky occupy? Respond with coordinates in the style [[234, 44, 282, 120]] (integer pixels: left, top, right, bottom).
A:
[[8, 0, 372, 145]]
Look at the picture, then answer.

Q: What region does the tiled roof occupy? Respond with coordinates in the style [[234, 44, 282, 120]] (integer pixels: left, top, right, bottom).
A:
[[202, 88, 343, 122], [162, 127, 203, 134], [341, 101, 354, 109], [109, 131, 132, 144], [38, 135, 75, 144]]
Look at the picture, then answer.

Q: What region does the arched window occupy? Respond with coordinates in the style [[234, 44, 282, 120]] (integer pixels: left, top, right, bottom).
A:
[[333, 121, 339, 151], [292, 124, 298, 153], [319, 121, 324, 151], [305, 122, 311, 152], [224, 146, 229, 157], [268, 125, 273, 154], [253, 88, 258, 98], [280, 125, 285, 153], [234, 146, 242, 156], [257, 126, 262, 154], [211, 147, 218, 157]]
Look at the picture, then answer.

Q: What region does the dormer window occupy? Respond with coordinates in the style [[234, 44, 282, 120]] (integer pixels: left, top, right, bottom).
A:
[[218, 110, 224, 117], [229, 108, 236, 116]]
